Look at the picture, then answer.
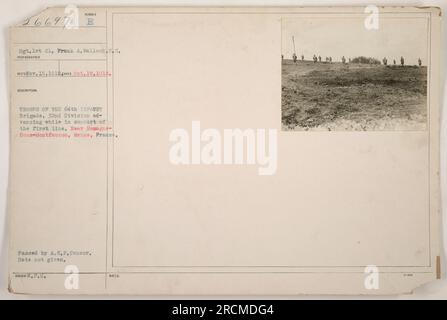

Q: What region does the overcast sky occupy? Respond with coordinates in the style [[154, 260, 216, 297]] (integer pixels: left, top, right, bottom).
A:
[[282, 17, 428, 66]]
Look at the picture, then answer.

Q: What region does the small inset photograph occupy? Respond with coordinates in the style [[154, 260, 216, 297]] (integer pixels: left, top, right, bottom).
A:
[[281, 17, 428, 131]]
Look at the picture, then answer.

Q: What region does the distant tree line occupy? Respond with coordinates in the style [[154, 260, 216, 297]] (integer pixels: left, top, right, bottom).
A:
[[282, 52, 422, 67], [350, 56, 381, 65]]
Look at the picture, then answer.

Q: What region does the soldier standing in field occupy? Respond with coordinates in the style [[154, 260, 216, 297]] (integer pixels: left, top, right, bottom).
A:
[[418, 58, 422, 66], [393, 59, 396, 65], [318, 55, 321, 62], [382, 57, 387, 65], [313, 54, 317, 63], [301, 54, 304, 61], [341, 56, 346, 64], [400, 56, 404, 66], [292, 52, 297, 63]]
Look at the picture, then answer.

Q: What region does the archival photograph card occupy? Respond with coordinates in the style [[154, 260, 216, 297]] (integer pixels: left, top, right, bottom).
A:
[[8, 6, 441, 295]]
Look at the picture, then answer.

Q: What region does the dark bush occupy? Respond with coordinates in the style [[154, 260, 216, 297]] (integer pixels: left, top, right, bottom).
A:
[[351, 56, 381, 65]]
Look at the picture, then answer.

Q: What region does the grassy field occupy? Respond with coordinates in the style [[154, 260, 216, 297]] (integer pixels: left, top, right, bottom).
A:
[[281, 60, 427, 131]]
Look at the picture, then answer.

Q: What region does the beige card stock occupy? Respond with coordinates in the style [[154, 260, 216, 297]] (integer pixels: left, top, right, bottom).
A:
[[8, 6, 442, 295]]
